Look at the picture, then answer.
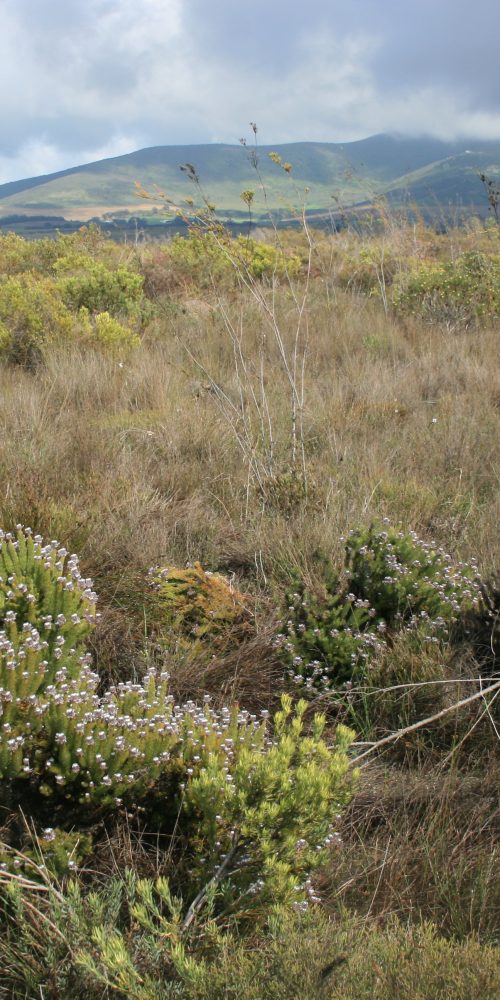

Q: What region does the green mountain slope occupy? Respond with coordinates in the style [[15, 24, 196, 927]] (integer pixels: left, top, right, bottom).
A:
[[0, 135, 499, 221]]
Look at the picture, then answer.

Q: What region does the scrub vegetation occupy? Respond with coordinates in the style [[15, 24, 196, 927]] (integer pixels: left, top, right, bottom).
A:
[[0, 202, 498, 997]]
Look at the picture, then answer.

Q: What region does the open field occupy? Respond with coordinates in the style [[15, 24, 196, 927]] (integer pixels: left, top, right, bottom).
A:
[[0, 216, 498, 997]]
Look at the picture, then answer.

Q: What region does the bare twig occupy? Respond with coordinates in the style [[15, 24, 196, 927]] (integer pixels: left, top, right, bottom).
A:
[[349, 679, 500, 767]]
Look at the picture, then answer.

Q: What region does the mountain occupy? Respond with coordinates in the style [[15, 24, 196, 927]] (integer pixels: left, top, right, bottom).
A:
[[0, 135, 499, 223]]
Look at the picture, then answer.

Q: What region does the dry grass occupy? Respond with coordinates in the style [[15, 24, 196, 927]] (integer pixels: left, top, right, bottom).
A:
[[0, 221, 498, 970]]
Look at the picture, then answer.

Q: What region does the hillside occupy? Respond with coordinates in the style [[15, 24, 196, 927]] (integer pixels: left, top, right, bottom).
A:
[[1, 134, 500, 222]]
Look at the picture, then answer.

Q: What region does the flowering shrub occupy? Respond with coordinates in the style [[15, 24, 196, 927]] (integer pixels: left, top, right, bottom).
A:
[[0, 526, 97, 685], [277, 571, 385, 692], [1, 664, 355, 913], [392, 251, 500, 326], [277, 524, 481, 691], [0, 528, 355, 919], [345, 524, 481, 630]]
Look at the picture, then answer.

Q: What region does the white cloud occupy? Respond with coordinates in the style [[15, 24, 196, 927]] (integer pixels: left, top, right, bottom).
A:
[[0, 0, 499, 181], [0, 134, 142, 185]]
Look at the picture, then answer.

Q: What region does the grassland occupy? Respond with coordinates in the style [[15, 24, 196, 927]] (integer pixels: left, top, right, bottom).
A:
[[0, 213, 498, 997]]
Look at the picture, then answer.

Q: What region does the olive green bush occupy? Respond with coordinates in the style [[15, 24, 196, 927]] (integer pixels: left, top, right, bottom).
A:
[[1, 878, 498, 1000], [0, 274, 74, 366], [58, 261, 145, 319], [0, 233, 146, 363], [393, 250, 500, 326], [158, 230, 301, 289]]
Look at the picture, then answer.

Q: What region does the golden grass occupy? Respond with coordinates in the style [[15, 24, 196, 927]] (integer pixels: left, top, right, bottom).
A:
[[0, 221, 498, 966]]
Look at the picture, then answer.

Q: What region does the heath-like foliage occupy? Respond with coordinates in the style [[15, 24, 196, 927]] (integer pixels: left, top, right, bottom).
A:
[[393, 250, 500, 326], [0, 274, 74, 366], [162, 230, 301, 287], [277, 524, 481, 691], [0, 526, 97, 677], [58, 261, 146, 319], [0, 529, 355, 922]]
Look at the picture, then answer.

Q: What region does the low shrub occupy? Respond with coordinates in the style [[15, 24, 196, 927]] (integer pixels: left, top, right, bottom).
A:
[[58, 261, 146, 320], [159, 230, 301, 289], [277, 523, 481, 691], [393, 250, 500, 326], [1, 880, 498, 1000], [0, 528, 356, 925], [0, 274, 74, 366], [79, 308, 141, 355]]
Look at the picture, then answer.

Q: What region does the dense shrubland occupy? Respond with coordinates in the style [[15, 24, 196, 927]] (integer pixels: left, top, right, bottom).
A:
[[0, 213, 498, 996]]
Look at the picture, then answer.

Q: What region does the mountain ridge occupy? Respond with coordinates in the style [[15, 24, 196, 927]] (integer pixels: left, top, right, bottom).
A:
[[1, 133, 499, 222]]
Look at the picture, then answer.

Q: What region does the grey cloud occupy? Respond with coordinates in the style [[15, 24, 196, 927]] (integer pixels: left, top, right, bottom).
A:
[[0, 0, 499, 182]]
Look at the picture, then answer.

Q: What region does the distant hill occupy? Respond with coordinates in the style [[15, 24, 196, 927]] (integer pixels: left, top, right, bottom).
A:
[[0, 134, 499, 223]]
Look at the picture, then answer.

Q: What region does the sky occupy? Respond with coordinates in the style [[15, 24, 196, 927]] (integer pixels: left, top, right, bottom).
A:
[[1, 0, 499, 183]]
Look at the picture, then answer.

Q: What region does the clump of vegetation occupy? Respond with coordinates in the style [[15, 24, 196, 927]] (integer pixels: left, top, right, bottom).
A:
[[153, 229, 301, 290], [0, 528, 355, 933], [57, 260, 146, 319], [393, 249, 500, 326], [0, 228, 146, 364], [148, 562, 251, 648], [0, 274, 75, 366], [0, 525, 98, 684], [1, 883, 498, 999], [277, 524, 481, 691]]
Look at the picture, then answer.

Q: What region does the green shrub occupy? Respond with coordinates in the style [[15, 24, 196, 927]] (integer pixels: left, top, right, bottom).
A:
[[0, 232, 61, 276], [276, 566, 385, 692], [0, 525, 97, 682], [163, 230, 301, 288], [277, 523, 481, 692], [0, 274, 74, 366], [79, 308, 141, 355], [393, 250, 500, 326], [345, 523, 480, 629], [58, 261, 146, 319], [0, 529, 355, 922], [2, 880, 498, 1000]]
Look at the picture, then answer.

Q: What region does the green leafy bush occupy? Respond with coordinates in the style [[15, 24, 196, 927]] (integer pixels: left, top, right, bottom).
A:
[[277, 523, 481, 691], [0, 274, 74, 366], [58, 261, 146, 319], [393, 250, 500, 326]]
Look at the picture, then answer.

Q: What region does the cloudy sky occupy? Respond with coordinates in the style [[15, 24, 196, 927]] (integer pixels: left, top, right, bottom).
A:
[[1, 0, 499, 182]]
